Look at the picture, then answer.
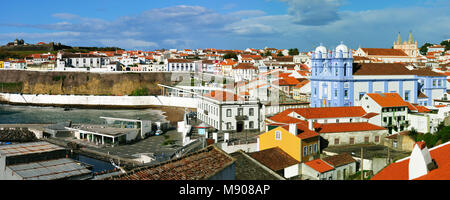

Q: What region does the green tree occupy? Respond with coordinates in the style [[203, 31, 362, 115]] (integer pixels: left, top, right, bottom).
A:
[[265, 51, 272, 57], [440, 40, 450, 51], [288, 48, 299, 56], [223, 52, 238, 60], [277, 51, 284, 56], [419, 43, 433, 55]]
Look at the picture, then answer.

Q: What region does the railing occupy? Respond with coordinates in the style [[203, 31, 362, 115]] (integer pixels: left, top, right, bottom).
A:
[[235, 115, 248, 121]]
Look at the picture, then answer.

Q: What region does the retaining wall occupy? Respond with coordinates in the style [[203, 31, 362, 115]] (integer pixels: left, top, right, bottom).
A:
[[0, 93, 197, 108]]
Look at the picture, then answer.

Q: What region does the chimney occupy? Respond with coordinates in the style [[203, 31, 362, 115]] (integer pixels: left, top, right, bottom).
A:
[[289, 123, 297, 136], [408, 141, 437, 180], [308, 119, 313, 131]]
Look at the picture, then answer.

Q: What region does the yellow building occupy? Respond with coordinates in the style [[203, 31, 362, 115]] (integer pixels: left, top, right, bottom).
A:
[[0, 61, 4, 69], [258, 124, 320, 162]]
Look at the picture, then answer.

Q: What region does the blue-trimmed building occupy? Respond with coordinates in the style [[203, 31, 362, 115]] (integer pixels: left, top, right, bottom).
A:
[[310, 43, 446, 108]]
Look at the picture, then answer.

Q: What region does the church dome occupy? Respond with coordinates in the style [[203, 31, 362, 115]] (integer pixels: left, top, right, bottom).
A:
[[315, 45, 327, 58], [335, 42, 349, 58]]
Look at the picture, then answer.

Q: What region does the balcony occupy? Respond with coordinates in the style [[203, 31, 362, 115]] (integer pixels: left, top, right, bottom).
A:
[[203, 110, 208, 116], [235, 115, 248, 121]]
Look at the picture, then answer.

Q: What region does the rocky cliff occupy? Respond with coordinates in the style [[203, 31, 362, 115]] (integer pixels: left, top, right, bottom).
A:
[[0, 70, 190, 95]]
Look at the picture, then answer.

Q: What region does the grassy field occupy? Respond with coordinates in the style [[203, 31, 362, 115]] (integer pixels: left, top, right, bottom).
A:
[[0, 50, 58, 59]]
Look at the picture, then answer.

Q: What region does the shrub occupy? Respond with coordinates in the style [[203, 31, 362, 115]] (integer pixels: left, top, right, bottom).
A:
[[130, 87, 149, 96]]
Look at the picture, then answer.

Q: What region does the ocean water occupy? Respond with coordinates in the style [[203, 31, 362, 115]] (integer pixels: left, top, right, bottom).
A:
[[0, 104, 168, 124]]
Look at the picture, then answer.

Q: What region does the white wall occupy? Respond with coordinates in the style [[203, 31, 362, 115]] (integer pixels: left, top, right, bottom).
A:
[[284, 164, 300, 179], [219, 142, 258, 154], [0, 93, 197, 108]]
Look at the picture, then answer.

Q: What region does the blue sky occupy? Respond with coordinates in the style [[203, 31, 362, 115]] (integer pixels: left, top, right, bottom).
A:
[[0, 0, 449, 51]]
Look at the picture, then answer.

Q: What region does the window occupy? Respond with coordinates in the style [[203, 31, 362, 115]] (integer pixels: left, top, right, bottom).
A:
[[344, 89, 348, 98], [334, 138, 340, 145], [275, 131, 281, 140], [405, 91, 410, 101], [314, 144, 317, 153], [365, 136, 369, 143], [335, 90, 338, 97], [238, 108, 243, 116], [349, 137, 355, 145], [226, 109, 231, 117], [249, 121, 254, 129], [336, 119, 340, 123], [303, 147, 307, 156], [309, 145, 313, 155], [433, 80, 436, 87], [359, 93, 365, 100], [249, 108, 254, 116], [226, 122, 232, 130], [375, 136, 380, 143]]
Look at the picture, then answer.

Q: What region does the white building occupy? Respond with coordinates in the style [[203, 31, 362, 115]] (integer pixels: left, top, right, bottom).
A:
[[232, 63, 258, 82], [197, 90, 262, 133], [301, 153, 356, 180], [166, 59, 199, 72], [57, 52, 110, 69], [360, 93, 410, 134]]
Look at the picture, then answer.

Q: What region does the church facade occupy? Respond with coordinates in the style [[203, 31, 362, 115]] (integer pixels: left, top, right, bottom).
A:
[[310, 43, 446, 108]]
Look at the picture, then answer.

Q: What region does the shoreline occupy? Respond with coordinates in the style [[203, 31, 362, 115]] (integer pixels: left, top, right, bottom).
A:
[[0, 101, 194, 126]]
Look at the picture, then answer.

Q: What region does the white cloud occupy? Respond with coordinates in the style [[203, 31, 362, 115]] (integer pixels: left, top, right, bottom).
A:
[[1, 3, 449, 50], [280, 0, 343, 26], [99, 39, 159, 49], [52, 13, 80, 20]]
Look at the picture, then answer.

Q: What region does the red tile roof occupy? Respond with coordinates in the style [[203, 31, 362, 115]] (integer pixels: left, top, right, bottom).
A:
[[361, 48, 408, 56], [282, 107, 367, 119], [167, 59, 194, 63], [273, 77, 300, 86], [367, 93, 411, 108], [233, 63, 257, 70], [104, 146, 235, 180], [322, 153, 356, 167], [203, 91, 244, 102], [317, 122, 386, 133], [304, 159, 334, 173], [279, 123, 320, 140], [362, 112, 379, 119], [415, 105, 431, 113], [249, 147, 299, 171], [371, 142, 450, 180]]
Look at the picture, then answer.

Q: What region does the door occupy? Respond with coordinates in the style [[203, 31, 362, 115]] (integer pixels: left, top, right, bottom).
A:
[[236, 121, 244, 132]]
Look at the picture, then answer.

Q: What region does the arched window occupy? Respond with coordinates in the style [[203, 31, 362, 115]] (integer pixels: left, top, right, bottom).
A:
[[344, 63, 347, 76]]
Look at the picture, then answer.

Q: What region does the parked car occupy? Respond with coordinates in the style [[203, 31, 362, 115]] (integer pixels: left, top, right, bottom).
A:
[[155, 130, 163, 136]]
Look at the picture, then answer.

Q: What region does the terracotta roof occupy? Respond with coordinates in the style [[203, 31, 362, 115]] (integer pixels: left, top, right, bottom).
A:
[[418, 92, 428, 98], [104, 146, 235, 180], [361, 48, 408, 56], [322, 153, 356, 167], [230, 151, 285, 180], [279, 123, 320, 140], [304, 159, 335, 173], [415, 105, 431, 113], [353, 63, 412, 75], [317, 122, 386, 133], [273, 77, 300, 86], [409, 68, 445, 77], [371, 142, 450, 180], [167, 59, 194, 63], [203, 91, 244, 102], [233, 63, 257, 70], [249, 147, 299, 171], [272, 56, 293, 62], [286, 107, 367, 119], [367, 93, 411, 108], [362, 112, 379, 119]]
